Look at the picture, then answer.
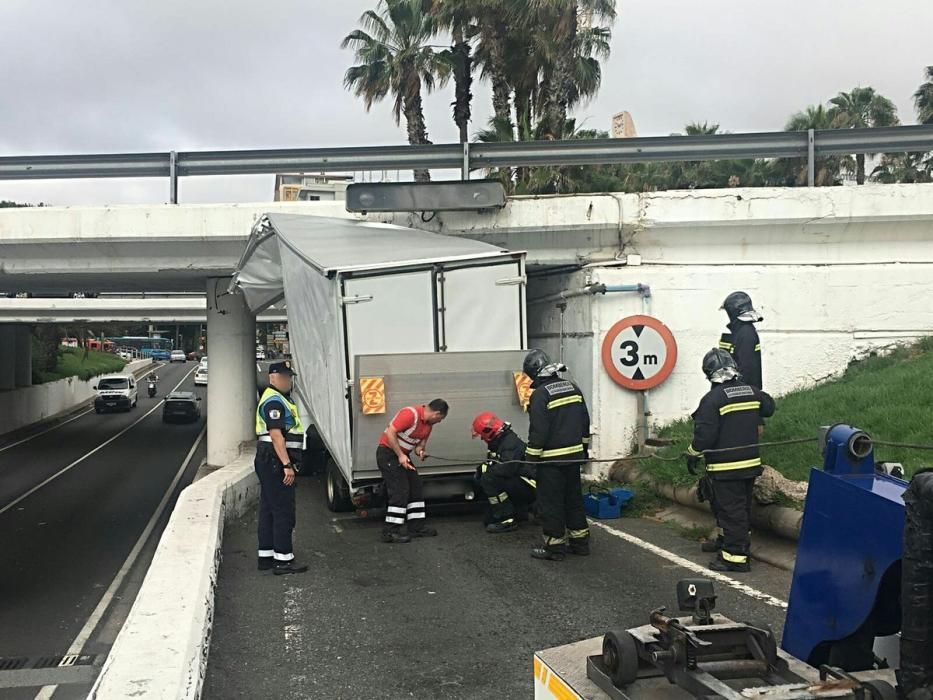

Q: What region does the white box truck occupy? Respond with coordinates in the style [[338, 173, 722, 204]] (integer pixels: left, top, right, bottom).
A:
[[232, 213, 529, 512]]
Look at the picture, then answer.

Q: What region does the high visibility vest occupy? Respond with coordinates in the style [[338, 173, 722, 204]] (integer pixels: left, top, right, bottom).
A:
[[255, 387, 305, 449]]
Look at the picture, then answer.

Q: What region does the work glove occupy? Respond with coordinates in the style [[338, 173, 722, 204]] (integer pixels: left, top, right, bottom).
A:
[[686, 454, 700, 476]]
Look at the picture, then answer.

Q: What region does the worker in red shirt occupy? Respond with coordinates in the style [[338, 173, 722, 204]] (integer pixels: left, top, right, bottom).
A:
[[376, 399, 449, 544]]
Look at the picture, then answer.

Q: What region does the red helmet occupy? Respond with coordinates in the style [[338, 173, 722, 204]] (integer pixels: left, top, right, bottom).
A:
[[471, 411, 505, 443]]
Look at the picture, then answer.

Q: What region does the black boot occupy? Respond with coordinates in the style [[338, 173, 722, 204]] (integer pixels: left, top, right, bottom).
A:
[[709, 554, 750, 573], [569, 537, 590, 556], [257, 557, 274, 572], [531, 546, 566, 562], [382, 528, 412, 544], [701, 535, 724, 553], [486, 520, 519, 534], [273, 560, 309, 576]]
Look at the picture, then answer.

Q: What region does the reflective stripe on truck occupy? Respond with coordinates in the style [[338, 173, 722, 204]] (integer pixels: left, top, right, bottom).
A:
[[534, 654, 582, 700]]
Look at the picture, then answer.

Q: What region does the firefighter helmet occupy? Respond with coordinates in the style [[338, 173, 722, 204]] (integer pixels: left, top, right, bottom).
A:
[[522, 349, 565, 381], [721, 291, 763, 323], [702, 348, 739, 384], [471, 411, 505, 443]]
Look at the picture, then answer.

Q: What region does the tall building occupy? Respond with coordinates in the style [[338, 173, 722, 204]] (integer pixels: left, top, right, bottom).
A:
[[611, 111, 638, 138], [274, 174, 353, 201]]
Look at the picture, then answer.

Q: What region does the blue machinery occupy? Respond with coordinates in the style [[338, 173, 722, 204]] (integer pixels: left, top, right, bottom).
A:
[[783, 424, 908, 668]]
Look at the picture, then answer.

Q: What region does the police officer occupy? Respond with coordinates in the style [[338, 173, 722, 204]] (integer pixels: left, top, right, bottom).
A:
[[471, 412, 535, 534], [719, 291, 764, 390], [686, 349, 775, 572], [255, 361, 308, 575], [523, 350, 592, 562]]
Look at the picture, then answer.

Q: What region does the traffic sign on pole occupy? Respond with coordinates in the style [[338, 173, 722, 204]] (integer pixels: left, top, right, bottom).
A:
[[601, 315, 678, 390]]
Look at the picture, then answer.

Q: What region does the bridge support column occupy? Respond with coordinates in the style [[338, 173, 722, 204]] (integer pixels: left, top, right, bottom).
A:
[[206, 278, 256, 467], [14, 325, 32, 388], [0, 326, 15, 391]]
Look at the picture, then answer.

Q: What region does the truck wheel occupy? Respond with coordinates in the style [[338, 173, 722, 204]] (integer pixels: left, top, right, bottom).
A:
[[325, 458, 353, 513], [863, 681, 897, 700], [603, 629, 639, 688]]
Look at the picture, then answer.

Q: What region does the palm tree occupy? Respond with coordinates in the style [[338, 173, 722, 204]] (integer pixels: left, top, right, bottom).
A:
[[425, 0, 476, 143], [871, 152, 932, 184], [473, 0, 520, 132], [531, 0, 617, 140], [342, 0, 450, 181], [782, 105, 847, 186], [914, 66, 933, 125], [828, 87, 899, 184]]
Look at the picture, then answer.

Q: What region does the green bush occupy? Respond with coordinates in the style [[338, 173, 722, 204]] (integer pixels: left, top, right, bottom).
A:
[[33, 347, 127, 384]]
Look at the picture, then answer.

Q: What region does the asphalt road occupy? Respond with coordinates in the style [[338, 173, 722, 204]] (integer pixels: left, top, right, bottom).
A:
[[205, 478, 793, 700], [0, 360, 206, 699]]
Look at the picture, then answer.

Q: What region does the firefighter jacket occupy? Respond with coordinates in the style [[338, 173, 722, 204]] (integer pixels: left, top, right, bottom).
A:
[[485, 427, 533, 480], [687, 378, 775, 479], [719, 321, 762, 389], [526, 376, 591, 463]]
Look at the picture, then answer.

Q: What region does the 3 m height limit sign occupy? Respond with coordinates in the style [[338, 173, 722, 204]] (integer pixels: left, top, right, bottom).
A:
[[601, 315, 678, 391]]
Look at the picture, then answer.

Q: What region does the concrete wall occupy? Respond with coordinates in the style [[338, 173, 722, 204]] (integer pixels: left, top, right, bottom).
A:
[[91, 449, 259, 700], [526, 185, 933, 477], [0, 358, 152, 437]]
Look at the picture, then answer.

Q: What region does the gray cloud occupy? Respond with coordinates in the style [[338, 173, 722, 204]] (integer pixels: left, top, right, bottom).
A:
[[1, 0, 930, 204]]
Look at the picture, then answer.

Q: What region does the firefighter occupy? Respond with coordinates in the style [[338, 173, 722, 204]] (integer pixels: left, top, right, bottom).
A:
[[523, 349, 592, 562], [471, 412, 536, 534], [376, 399, 449, 544], [686, 349, 775, 573], [255, 361, 308, 575], [718, 291, 763, 390]]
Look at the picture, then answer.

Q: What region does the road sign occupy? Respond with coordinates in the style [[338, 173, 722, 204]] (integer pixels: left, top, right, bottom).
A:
[[601, 315, 677, 390]]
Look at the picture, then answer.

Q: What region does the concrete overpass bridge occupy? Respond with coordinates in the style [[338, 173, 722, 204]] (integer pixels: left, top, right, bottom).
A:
[[3, 182, 933, 467]]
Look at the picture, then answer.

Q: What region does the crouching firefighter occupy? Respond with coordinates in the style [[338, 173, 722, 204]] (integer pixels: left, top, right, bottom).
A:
[[686, 349, 775, 573], [523, 350, 592, 562], [471, 412, 536, 534]]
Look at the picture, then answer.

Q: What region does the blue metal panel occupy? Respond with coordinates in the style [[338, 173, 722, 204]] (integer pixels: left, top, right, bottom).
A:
[[782, 426, 908, 664]]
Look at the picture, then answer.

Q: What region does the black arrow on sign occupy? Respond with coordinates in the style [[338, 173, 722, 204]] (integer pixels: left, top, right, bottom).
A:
[[633, 325, 644, 337], [632, 368, 645, 380]]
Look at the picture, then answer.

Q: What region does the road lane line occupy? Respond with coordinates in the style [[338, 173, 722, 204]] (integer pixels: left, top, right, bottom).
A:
[[35, 425, 206, 700], [0, 364, 197, 516], [0, 362, 165, 455], [589, 520, 788, 610]]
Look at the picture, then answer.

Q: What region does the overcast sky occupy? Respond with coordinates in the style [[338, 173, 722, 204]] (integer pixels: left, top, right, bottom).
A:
[[1, 0, 930, 205]]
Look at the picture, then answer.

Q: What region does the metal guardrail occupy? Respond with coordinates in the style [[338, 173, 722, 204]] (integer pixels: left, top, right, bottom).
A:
[[1, 125, 932, 203]]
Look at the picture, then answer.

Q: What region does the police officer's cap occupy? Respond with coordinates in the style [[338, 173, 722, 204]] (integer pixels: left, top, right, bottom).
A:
[[269, 361, 296, 376]]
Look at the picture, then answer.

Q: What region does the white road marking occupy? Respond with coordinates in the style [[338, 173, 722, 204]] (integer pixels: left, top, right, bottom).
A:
[[589, 520, 788, 610], [283, 584, 307, 696], [1, 364, 196, 516], [33, 425, 206, 700], [0, 362, 166, 455]]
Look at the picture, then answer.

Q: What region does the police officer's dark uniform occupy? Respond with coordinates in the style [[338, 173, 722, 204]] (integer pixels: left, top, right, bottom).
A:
[[523, 350, 592, 562], [472, 412, 536, 534], [687, 349, 775, 572], [255, 362, 308, 575]]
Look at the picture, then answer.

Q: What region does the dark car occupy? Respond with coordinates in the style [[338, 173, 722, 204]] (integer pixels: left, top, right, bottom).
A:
[[162, 391, 202, 423]]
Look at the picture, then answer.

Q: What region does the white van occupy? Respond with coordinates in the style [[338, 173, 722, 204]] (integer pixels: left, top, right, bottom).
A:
[[93, 374, 139, 413]]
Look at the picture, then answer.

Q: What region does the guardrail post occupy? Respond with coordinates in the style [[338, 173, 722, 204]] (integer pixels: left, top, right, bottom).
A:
[[461, 142, 470, 181], [807, 129, 815, 187], [169, 151, 178, 204]]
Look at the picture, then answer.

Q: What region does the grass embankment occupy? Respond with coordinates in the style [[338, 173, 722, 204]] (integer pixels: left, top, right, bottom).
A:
[[638, 337, 933, 487], [34, 347, 128, 384]]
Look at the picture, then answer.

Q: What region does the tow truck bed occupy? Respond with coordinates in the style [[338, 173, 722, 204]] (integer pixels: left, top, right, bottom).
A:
[[534, 635, 897, 700]]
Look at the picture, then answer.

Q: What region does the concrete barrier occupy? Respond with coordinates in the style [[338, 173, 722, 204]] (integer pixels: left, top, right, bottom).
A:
[[90, 447, 258, 700], [0, 358, 154, 437]]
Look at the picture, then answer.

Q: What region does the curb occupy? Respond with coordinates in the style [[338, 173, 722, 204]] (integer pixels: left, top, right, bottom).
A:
[[652, 502, 799, 571], [90, 447, 259, 700]]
